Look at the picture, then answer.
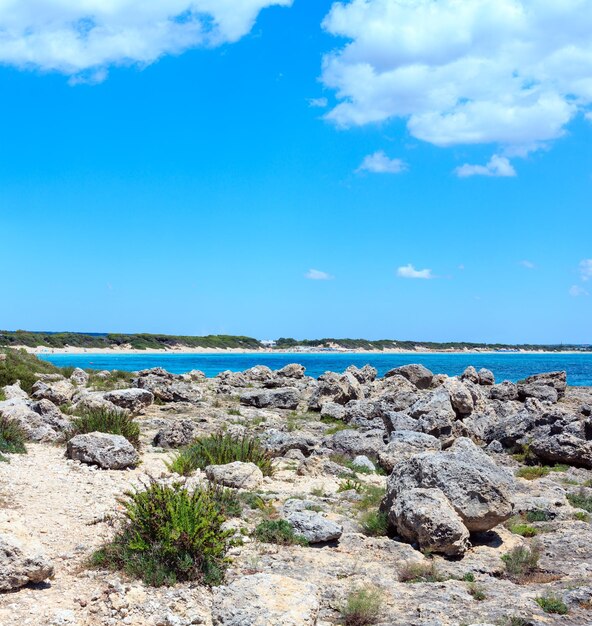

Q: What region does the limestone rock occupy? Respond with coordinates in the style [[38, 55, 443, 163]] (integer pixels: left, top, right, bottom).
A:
[[385, 364, 433, 389], [1, 382, 28, 400], [378, 431, 441, 472], [212, 574, 320, 626], [391, 487, 470, 556], [282, 504, 342, 543], [240, 387, 300, 410], [518, 370, 567, 399], [276, 363, 306, 379], [66, 432, 139, 469], [31, 379, 75, 405], [478, 368, 495, 386], [205, 461, 264, 489], [0, 512, 54, 591], [386, 438, 515, 532], [153, 419, 197, 448], [320, 402, 346, 421], [104, 388, 154, 413], [529, 432, 592, 468], [69, 368, 89, 385]]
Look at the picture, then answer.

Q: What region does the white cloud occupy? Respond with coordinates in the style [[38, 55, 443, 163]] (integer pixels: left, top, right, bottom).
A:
[[321, 0, 592, 155], [396, 264, 434, 280], [305, 269, 333, 280], [520, 260, 536, 269], [569, 285, 589, 297], [455, 155, 517, 178], [586, 112, 592, 122], [580, 259, 592, 281], [308, 97, 328, 108], [0, 0, 292, 78], [356, 150, 407, 174]]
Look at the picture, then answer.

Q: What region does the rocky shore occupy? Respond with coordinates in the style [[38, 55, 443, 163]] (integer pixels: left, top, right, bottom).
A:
[[2, 359, 592, 625]]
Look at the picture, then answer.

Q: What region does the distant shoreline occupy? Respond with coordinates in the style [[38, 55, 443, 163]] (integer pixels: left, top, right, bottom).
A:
[[22, 346, 591, 356]]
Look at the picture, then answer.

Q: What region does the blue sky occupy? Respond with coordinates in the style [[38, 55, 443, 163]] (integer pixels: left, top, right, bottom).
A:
[[0, 0, 591, 344]]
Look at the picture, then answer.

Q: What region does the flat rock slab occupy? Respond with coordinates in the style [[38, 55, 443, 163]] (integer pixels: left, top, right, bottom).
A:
[[212, 573, 320, 626]]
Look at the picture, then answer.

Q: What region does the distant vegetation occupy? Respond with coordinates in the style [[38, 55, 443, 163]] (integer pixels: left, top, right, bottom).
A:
[[0, 347, 60, 393], [0, 330, 589, 352]]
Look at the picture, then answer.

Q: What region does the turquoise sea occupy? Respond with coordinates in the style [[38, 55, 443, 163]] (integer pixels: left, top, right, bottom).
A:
[[39, 352, 592, 386]]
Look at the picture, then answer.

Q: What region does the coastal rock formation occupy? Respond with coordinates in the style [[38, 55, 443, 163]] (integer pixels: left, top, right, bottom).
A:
[[104, 388, 154, 413], [240, 387, 300, 410], [385, 363, 433, 389], [66, 432, 139, 469], [153, 419, 197, 448], [31, 379, 75, 405]]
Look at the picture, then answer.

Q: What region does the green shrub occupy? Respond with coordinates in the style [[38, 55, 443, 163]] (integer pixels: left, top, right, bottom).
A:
[[399, 560, 443, 583], [516, 466, 549, 480], [0, 348, 60, 394], [252, 519, 308, 546], [0, 415, 27, 455], [567, 489, 592, 512], [90, 481, 233, 586], [88, 370, 135, 391], [508, 522, 538, 537], [239, 492, 275, 515], [354, 485, 386, 511], [168, 433, 274, 477], [501, 544, 541, 582], [462, 572, 475, 582], [69, 408, 140, 448], [468, 582, 486, 601], [573, 511, 590, 522], [360, 511, 389, 537], [525, 509, 552, 522], [339, 587, 383, 626], [338, 478, 363, 493], [0, 389, 5, 402], [535, 594, 568, 614]]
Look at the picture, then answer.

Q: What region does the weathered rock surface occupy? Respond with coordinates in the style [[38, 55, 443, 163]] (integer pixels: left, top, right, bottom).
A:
[[69, 368, 89, 386], [31, 379, 75, 405], [212, 574, 320, 626], [153, 419, 197, 448], [529, 432, 592, 468], [0, 512, 54, 591], [103, 388, 154, 413], [205, 461, 264, 489], [391, 487, 470, 556], [386, 438, 515, 532], [135, 368, 202, 403], [378, 430, 441, 472], [385, 364, 433, 389], [66, 432, 139, 469], [240, 387, 300, 410]]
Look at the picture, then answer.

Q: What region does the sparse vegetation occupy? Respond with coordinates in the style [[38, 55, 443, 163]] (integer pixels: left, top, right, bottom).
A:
[[525, 509, 552, 522], [0, 414, 27, 456], [88, 370, 135, 391], [339, 587, 383, 626], [0, 348, 60, 394], [253, 519, 308, 546], [501, 544, 542, 583], [399, 560, 443, 583], [567, 489, 592, 512], [360, 510, 389, 537], [507, 520, 538, 537], [468, 582, 486, 601], [573, 511, 590, 522], [338, 478, 363, 493], [168, 433, 274, 477], [69, 408, 140, 448], [91, 481, 234, 586], [516, 466, 550, 480], [535, 594, 568, 615]]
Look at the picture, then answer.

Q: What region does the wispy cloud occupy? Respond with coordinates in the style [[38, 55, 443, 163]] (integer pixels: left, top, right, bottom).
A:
[[580, 259, 592, 281], [397, 264, 434, 280], [520, 260, 536, 269], [305, 269, 333, 280], [356, 151, 407, 174], [569, 285, 589, 297], [455, 155, 517, 178], [308, 97, 328, 108]]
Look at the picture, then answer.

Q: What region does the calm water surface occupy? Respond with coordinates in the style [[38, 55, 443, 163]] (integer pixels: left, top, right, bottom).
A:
[[39, 352, 592, 386]]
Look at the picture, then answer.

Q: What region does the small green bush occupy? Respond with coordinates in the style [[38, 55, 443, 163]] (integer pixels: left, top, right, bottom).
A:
[[516, 466, 549, 480], [525, 509, 552, 522], [535, 594, 568, 614], [468, 582, 486, 601], [354, 485, 386, 511], [339, 587, 383, 626], [573, 511, 590, 522], [501, 544, 541, 582], [360, 511, 389, 537], [0, 348, 60, 394], [91, 481, 233, 586], [0, 389, 5, 402], [69, 408, 140, 448], [253, 519, 308, 546], [508, 522, 538, 537], [168, 433, 274, 477], [0, 415, 27, 455], [462, 572, 475, 582], [88, 370, 135, 391], [567, 489, 592, 512], [338, 478, 363, 493], [399, 560, 443, 583]]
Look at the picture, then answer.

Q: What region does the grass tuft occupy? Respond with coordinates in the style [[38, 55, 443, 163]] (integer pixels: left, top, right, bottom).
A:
[[168, 432, 274, 477], [253, 519, 308, 546], [399, 560, 443, 583], [0, 415, 27, 455], [69, 408, 140, 448], [516, 466, 550, 480], [90, 480, 234, 587], [535, 594, 568, 615], [567, 489, 592, 512], [360, 511, 389, 537], [501, 544, 544, 583], [339, 587, 383, 626]]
